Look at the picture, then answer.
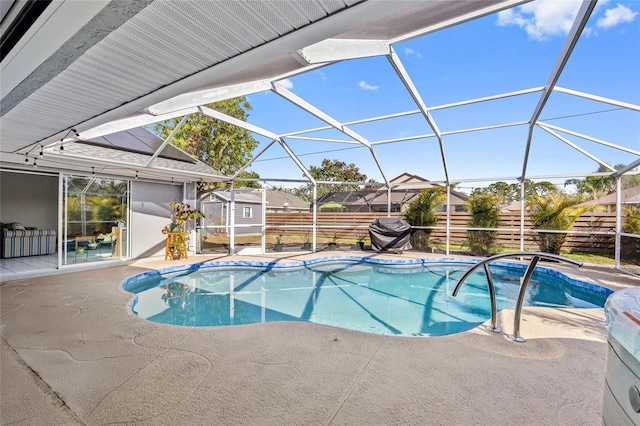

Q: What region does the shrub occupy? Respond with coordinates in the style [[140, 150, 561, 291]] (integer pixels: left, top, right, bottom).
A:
[[404, 187, 446, 251], [465, 192, 502, 256]]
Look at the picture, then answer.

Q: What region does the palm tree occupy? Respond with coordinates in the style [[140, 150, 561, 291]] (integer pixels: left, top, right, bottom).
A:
[[527, 193, 589, 254]]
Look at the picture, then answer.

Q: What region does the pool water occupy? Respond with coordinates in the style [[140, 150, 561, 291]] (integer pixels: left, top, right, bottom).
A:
[[123, 259, 611, 337]]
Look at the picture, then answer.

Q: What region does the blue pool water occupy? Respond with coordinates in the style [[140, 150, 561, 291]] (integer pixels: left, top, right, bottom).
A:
[[123, 257, 612, 337]]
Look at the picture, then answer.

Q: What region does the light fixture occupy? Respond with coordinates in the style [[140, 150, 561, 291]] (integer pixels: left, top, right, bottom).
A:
[[59, 128, 78, 152], [24, 154, 29, 164], [33, 158, 38, 168], [91, 166, 95, 176], [39, 145, 44, 157], [135, 170, 139, 179]]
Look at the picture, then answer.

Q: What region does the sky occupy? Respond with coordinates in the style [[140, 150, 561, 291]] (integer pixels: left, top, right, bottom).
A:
[[239, 0, 640, 192]]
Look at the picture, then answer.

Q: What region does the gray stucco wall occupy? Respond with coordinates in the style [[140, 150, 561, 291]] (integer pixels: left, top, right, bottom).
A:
[[0, 171, 57, 230], [130, 181, 182, 259]]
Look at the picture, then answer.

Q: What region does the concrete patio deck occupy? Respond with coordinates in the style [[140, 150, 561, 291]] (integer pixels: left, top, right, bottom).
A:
[[2, 252, 639, 425]]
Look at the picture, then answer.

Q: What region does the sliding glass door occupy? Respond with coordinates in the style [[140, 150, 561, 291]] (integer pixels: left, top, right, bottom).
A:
[[62, 175, 129, 265]]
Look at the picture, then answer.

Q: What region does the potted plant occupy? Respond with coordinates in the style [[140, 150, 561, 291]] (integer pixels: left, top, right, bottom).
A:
[[301, 230, 312, 251], [355, 229, 366, 250], [274, 231, 284, 252], [163, 202, 203, 260], [328, 229, 339, 249]]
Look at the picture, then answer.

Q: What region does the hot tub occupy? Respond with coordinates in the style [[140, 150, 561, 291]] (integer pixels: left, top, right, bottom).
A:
[[603, 287, 640, 425]]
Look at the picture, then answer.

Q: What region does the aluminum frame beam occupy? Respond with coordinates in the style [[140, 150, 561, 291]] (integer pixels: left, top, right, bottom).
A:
[[145, 114, 191, 167], [296, 39, 390, 64], [537, 122, 640, 156], [144, 80, 273, 116], [387, 48, 449, 182], [198, 106, 315, 183], [273, 84, 389, 185], [554, 86, 640, 112], [521, 0, 597, 179], [536, 123, 616, 172]]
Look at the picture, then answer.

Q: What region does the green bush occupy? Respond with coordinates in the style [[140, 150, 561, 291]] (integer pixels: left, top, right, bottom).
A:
[[527, 193, 588, 254], [465, 192, 502, 256], [404, 187, 446, 251]]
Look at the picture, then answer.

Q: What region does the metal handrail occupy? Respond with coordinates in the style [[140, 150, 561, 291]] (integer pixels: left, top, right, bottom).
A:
[[452, 252, 582, 342]]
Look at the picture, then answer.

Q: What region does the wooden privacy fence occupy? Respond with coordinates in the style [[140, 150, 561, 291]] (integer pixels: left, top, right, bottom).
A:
[[265, 211, 618, 253]]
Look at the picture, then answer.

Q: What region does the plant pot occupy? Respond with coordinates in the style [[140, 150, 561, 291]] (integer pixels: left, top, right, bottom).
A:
[[357, 241, 365, 250], [274, 243, 283, 252], [328, 242, 338, 249], [302, 242, 312, 251]]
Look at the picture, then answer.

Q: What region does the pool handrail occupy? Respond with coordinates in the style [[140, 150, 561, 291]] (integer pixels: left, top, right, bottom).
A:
[[452, 252, 583, 342]]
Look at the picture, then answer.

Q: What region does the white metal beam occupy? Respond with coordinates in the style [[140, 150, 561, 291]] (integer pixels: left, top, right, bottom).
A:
[[536, 123, 616, 172], [144, 80, 273, 116], [521, 0, 596, 179], [76, 107, 199, 142], [199, 106, 280, 140], [199, 106, 316, 183], [273, 84, 389, 184], [554, 86, 640, 112], [146, 114, 191, 167], [614, 157, 640, 177], [537, 122, 640, 156], [387, 48, 449, 182], [297, 39, 390, 64]]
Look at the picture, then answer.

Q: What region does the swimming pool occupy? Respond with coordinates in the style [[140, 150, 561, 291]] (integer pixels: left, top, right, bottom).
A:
[[122, 257, 612, 337]]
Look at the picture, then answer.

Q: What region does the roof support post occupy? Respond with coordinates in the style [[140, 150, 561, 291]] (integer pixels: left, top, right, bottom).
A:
[[446, 185, 451, 256], [520, 178, 525, 252], [387, 48, 449, 183], [615, 177, 621, 269], [521, 0, 596, 179], [312, 184, 317, 252]]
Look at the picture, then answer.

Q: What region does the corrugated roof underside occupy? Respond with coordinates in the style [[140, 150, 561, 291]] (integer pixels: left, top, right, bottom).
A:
[[1, 0, 360, 148]]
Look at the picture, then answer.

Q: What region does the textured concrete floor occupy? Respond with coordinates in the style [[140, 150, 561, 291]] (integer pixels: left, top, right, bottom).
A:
[[1, 253, 639, 425]]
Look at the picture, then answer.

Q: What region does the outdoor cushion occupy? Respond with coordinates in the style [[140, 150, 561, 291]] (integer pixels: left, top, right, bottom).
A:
[[10, 223, 25, 230], [2, 228, 56, 258]]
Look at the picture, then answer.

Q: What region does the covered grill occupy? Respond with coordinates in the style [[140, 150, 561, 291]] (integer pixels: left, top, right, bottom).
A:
[[368, 218, 412, 253]]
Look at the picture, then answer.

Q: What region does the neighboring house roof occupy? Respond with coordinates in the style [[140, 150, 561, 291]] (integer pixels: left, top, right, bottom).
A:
[[210, 192, 262, 204], [265, 190, 309, 210], [389, 173, 434, 189], [578, 186, 640, 207], [317, 186, 468, 209]]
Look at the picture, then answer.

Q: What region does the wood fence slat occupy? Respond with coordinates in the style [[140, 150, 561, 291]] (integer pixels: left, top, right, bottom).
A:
[[264, 211, 620, 252]]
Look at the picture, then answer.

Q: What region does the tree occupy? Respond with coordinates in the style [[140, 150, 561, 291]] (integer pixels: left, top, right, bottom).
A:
[[526, 193, 589, 254], [151, 97, 259, 189], [564, 164, 627, 200], [465, 192, 502, 256], [482, 180, 559, 205], [404, 187, 446, 251], [296, 159, 369, 201]]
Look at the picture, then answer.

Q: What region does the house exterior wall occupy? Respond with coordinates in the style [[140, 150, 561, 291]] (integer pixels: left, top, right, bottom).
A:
[[231, 202, 262, 235], [130, 181, 182, 259], [0, 171, 57, 230]]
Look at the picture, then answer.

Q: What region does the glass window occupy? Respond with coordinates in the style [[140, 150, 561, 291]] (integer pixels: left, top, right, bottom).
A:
[[62, 175, 129, 265], [243, 207, 252, 218]]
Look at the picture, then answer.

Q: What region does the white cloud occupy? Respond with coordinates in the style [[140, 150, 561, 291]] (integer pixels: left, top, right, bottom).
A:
[[597, 4, 637, 28], [497, 0, 582, 41], [277, 78, 294, 89], [404, 47, 423, 58], [358, 80, 379, 91]]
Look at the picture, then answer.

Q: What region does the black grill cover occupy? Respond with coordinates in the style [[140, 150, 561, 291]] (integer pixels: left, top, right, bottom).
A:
[[368, 218, 412, 252]]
